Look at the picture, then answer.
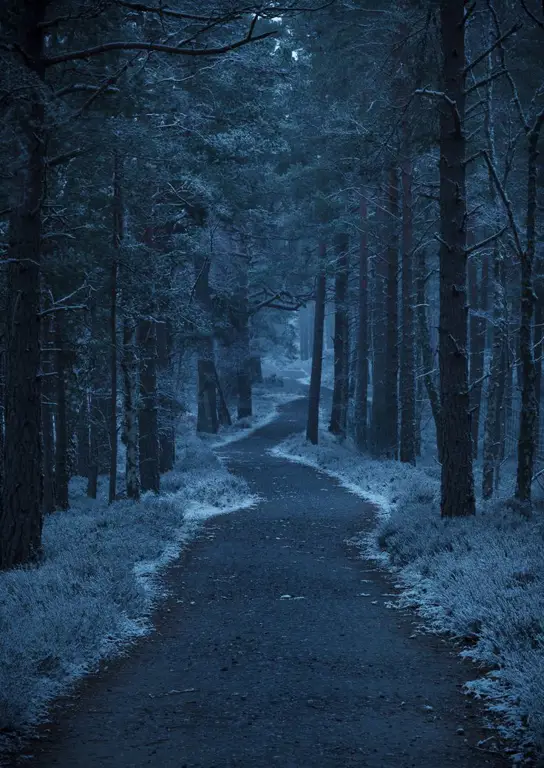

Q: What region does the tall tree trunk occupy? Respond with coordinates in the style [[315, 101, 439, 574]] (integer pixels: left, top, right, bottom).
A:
[[236, 349, 252, 419], [158, 329, 176, 476], [249, 355, 263, 384], [41, 307, 55, 514], [400, 159, 416, 464], [416, 251, 443, 460], [438, 0, 475, 517], [325, 303, 334, 351], [329, 234, 349, 437], [534, 280, 543, 458], [355, 203, 369, 452], [307, 303, 315, 362], [306, 244, 327, 445], [197, 358, 219, 433], [194, 253, 219, 433], [235, 303, 252, 419], [515, 114, 544, 504], [87, 300, 99, 499], [77, 394, 90, 478], [138, 319, 160, 494], [415, 349, 424, 457], [371, 190, 388, 456], [122, 318, 140, 500], [54, 314, 69, 510], [0, 4, 46, 568], [468, 249, 487, 458], [156, 319, 176, 471], [214, 365, 232, 427], [0, 350, 4, 508], [384, 165, 400, 459], [109, 151, 122, 505], [482, 255, 507, 499], [501, 324, 513, 465]]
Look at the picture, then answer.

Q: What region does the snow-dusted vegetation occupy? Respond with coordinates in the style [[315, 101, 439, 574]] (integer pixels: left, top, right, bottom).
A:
[[273, 430, 544, 762], [0, 434, 256, 743]]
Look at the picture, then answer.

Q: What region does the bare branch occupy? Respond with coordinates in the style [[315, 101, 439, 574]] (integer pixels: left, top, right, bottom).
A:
[[479, 150, 524, 256], [60, 54, 141, 124], [465, 226, 508, 255], [463, 22, 522, 74], [46, 147, 88, 168], [39, 304, 87, 318], [114, 2, 215, 21], [464, 68, 507, 97], [486, 1, 528, 131], [43, 27, 277, 67], [519, 0, 544, 31], [54, 83, 120, 98]]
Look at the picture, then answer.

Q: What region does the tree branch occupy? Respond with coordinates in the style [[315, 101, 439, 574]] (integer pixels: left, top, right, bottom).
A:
[[479, 150, 524, 256], [463, 22, 522, 74], [46, 147, 88, 168], [465, 226, 508, 255], [54, 83, 120, 98], [519, 0, 544, 31], [464, 68, 507, 97], [43, 28, 277, 67], [114, 2, 215, 21]]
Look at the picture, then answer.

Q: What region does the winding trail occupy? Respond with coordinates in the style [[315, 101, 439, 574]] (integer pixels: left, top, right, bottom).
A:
[[21, 386, 507, 767]]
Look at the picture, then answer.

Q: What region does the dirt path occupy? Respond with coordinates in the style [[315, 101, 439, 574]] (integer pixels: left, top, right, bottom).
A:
[[17, 394, 507, 767]]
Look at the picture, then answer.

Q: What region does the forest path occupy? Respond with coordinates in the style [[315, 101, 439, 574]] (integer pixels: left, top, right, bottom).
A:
[[23, 383, 507, 768]]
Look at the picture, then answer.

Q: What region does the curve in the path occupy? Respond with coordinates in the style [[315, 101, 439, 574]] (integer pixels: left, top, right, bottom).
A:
[[19, 395, 507, 768]]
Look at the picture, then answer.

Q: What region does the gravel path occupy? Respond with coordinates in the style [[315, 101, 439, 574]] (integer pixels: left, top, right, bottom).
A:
[[19, 389, 508, 767]]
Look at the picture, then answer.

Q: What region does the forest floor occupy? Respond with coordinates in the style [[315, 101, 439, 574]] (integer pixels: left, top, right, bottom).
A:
[[7, 375, 511, 768]]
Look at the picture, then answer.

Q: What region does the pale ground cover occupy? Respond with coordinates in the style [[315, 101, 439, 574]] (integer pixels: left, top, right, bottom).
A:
[[0, 431, 257, 750], [273, 427, 544, 765]]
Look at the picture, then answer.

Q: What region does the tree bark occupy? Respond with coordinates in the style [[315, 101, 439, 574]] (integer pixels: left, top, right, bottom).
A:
[[468, 248, 487, 459], [197, 358, 219, 433], [138, 319, 160, 494], [384, 165, 400, 459], [109, 150, 122, 504], [122, 318, 140, 500], [76, 394, 90, 478], [400, 159, 416, 464], [534, 281, 543, 457], [306, 243, 327, 445], [156, 319, 176, 471], [194, 252, 219, 433], [438, 0, 475, 517], [515, 114, 544, 504], [41, 306, 55, 514], [54, 314, 69, 510], [249, 355, 263, 384], [214, 365, 232, 427], [233, 260, 252, 420], [501, 325, 513, 465], [416, 250, 444, 463], [482, 255, 507, 499], [0, 2, 47, 568], [371, 192, 388, 456], [355, 204, 369, 452], [0, 350, 4, 508], [415, 349, 424, 457], [87, 300, 99, 499], [329, 234, 349, 437]]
